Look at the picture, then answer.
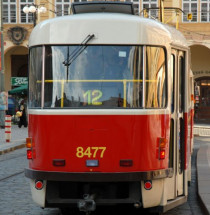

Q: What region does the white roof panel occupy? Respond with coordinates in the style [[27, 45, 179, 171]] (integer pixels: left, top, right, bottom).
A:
[[29, 13, 187, 49]]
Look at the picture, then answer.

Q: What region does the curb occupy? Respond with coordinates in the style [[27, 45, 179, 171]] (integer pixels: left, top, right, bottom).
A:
[[194, 126, 210, 137], [0, 142, 26, 155]]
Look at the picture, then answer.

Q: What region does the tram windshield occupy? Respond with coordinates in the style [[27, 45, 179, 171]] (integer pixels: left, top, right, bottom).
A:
[[29, 45, 166, 109]]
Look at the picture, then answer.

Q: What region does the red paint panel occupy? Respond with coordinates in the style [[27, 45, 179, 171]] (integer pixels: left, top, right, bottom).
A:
[[28, 114, 170, 173]]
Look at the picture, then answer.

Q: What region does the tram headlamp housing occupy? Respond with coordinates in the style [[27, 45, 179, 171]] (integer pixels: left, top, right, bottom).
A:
[[26, 137, 33, 159], [157, 137, 167, 160]]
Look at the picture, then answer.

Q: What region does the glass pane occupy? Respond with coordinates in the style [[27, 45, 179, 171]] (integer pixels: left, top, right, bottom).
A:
[[179, 56, 184, 112], [201, 3, 207, 21], [20, 5, 26, 23], [56, 5, 62, 16], [183, 3, 189, 21], [44, 45, 143, 109], [145, 47, 166, 108], [64, 4, 70, 15], [209, 3, 210, 21], [28, 13, 34, 23], [3, 5, 8, 23], [29, 47, 43, 108], [10, 5, 16, 23], [151, 3, 157, 18], [171, 54, 175, 113], [192, 3, 197, 22]]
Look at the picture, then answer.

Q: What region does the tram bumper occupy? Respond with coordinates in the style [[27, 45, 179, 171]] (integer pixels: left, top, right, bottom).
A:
[[25, 168, 172, 209]]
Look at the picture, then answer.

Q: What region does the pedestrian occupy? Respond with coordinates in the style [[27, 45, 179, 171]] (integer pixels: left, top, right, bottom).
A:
[[18, 99, 27, 128]]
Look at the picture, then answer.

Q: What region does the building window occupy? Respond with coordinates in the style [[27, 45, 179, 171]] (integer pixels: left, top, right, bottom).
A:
[[3, 0, 17, 23], [201, 0, 210, 22], [55, 0, 87, 16], [183, 0, 198, 22], [125, 0, 140, 15], [142, 0, 158, 19], [20, 0, 34, 24]]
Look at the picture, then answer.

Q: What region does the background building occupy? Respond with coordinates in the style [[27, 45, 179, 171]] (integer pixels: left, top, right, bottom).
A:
[[2, 0, 210, 122]]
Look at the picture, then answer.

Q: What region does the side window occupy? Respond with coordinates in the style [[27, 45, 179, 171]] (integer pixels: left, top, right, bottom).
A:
[[145, 47, 166, 108], [171, 54, 175, 113], [179, 56, 185, 112], [29, 47, 43, 108]]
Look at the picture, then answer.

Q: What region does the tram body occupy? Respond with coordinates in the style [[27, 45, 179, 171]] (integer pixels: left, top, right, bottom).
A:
[[25, 2, 194, 214]]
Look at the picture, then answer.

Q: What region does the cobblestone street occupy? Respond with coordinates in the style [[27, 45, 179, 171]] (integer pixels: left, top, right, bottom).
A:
[[0, 148, 61, 215]]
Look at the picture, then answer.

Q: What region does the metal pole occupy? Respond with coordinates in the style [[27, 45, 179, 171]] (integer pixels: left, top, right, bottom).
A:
[[159, 0, 162, 22], [0, 0, 5, 128]]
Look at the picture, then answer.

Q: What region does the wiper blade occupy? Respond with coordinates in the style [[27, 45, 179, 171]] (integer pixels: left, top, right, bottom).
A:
[[63, 34, 95, 66]]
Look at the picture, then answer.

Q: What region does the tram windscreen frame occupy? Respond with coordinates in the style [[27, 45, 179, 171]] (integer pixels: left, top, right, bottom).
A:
[[28, 45, 166, 109]]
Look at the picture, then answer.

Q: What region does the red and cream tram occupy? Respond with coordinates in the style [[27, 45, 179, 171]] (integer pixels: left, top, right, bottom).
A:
[[25, 2, 194, 214]]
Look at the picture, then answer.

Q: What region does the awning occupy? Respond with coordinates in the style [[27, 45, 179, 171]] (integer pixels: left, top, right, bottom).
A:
[[9, 84, 28, 95]]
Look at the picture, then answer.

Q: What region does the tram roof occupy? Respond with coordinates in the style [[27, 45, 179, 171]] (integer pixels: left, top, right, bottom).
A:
[[29, 13, 188, 48]]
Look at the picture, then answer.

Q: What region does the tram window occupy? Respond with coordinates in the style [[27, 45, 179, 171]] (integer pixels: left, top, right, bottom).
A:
[[145, 47, 166, 108], [179, 56, 185, 112], [43, 45, 143, 109], [28, 47, 42, 108], [171, 54, 175, 113]]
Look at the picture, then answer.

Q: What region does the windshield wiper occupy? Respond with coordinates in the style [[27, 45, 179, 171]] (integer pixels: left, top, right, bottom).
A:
[[63, 34, 95, 67]]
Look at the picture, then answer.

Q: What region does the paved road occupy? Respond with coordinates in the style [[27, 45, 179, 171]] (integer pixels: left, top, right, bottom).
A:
[[0, 138, 206, 215]]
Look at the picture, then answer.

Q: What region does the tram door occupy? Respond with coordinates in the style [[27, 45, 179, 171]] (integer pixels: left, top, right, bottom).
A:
[[176, 51, 185, 196], [170, 50, 185, 198]]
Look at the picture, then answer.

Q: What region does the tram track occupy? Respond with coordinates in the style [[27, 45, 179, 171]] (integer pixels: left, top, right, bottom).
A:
[[0, 153, 25, 163], [0, 170, 24, 182]]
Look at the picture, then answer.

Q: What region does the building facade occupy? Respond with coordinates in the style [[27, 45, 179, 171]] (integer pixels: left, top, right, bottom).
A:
[[2, 0, 210, 121]]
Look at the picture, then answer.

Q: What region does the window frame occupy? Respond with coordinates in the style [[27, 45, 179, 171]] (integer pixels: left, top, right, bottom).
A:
[[182, 0, 198, 23], [142, 0, 158, 19], [28, 45, 167, 110], [200, 0, 210, 22], [20, 0, 35, 24], [3, 0, 17, 24]]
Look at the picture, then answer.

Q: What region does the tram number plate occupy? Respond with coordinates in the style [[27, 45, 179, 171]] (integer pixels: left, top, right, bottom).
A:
[[76, 147, 106, 158]]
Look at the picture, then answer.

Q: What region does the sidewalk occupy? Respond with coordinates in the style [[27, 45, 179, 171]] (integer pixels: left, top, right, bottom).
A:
[[197, 136, 210, 215], [194, 123, 210, 136], [0, 124, 27, 155]]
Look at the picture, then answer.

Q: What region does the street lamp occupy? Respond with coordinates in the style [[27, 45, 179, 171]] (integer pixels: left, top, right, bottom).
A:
[[23, 4, 47, 26]]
